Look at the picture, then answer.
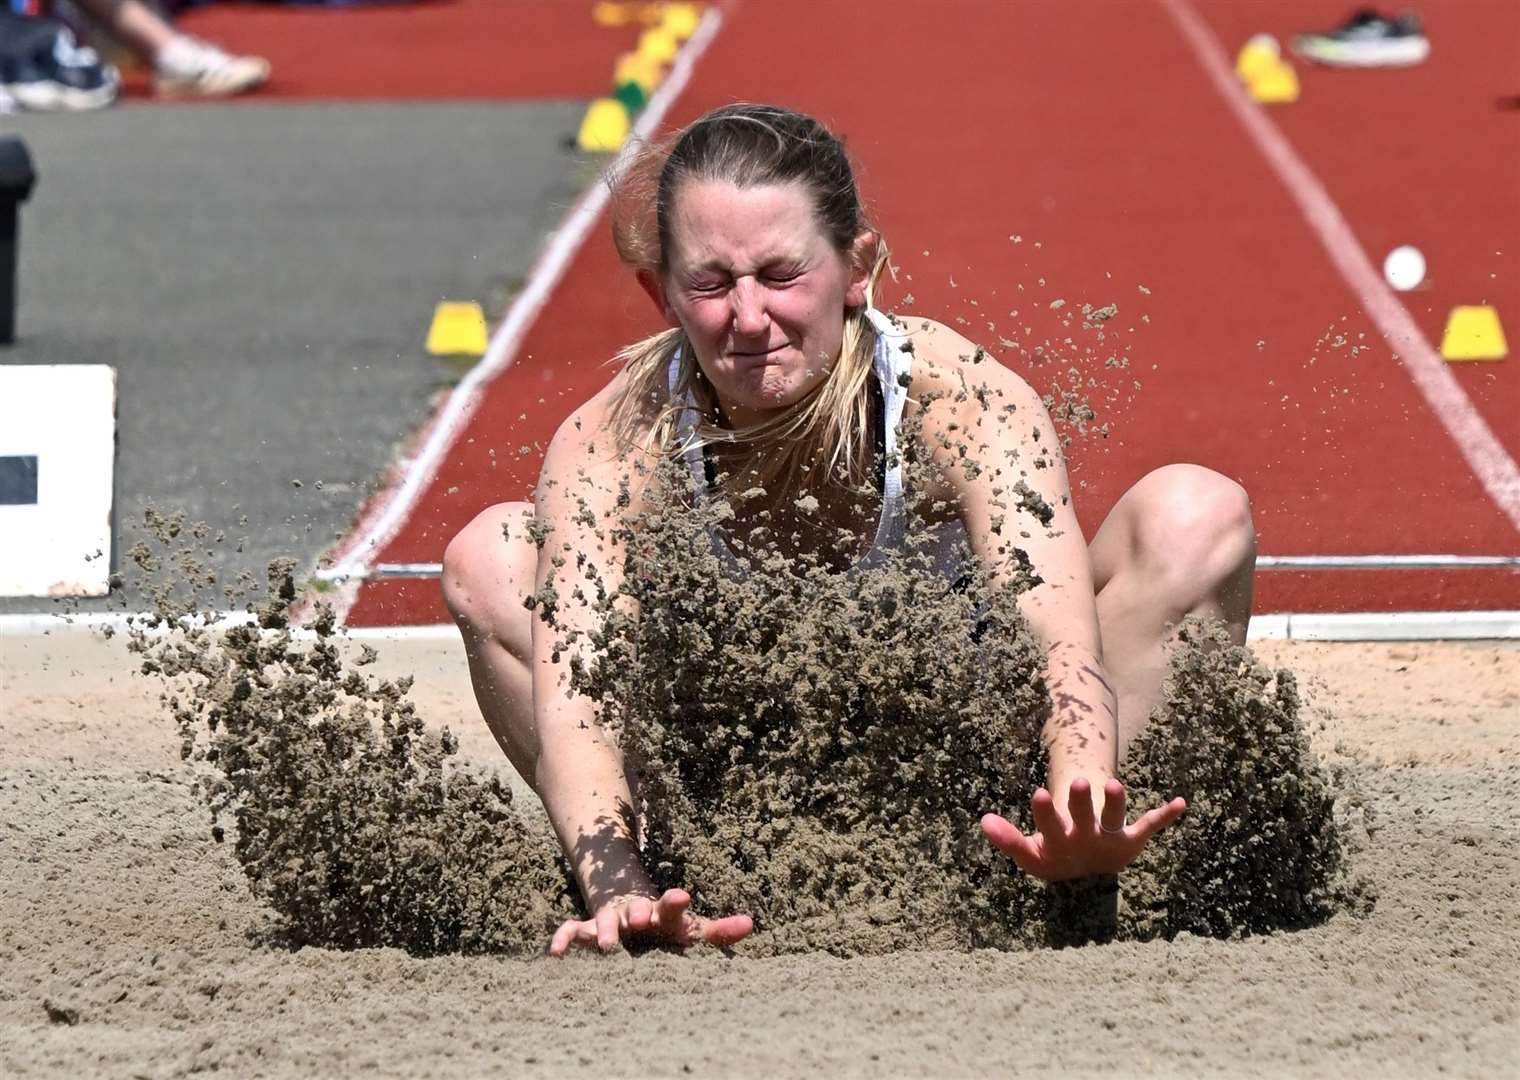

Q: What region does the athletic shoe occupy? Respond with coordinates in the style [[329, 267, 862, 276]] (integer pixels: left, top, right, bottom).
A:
[[154, 35, 270, 99], [1293, 8, 1430, 67], [1, 24, 119, 111]]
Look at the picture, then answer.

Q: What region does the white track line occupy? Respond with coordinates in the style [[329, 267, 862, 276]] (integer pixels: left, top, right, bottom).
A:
[[314, 8, 727, 618], [1162, 0, 1520, 535], [5, 610, 1516, 641]]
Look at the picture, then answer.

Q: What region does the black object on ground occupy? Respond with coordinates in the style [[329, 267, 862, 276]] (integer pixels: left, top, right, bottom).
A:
[[0, 455, 40, 504], [0, 135, 36, 345], [1293, 8, 1431, 68]]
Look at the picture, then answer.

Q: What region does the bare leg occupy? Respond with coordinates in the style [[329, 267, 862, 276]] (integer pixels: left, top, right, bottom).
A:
[[1088, 464, 1257, 762], [68, 0, 270, 97], [441, 502, 542, 785], [69, 0, 175, 61]]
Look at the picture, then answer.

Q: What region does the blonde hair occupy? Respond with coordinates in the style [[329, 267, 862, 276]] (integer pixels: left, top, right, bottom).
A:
[[606, 104, 891, 498]]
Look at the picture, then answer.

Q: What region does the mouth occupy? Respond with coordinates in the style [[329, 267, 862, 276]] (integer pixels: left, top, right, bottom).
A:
[[729, 343, 788, 359]]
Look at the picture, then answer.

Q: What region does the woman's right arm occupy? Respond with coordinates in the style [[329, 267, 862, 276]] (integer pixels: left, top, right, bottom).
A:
[[530, 399, 753, 953], [531, 401, 653, 907]]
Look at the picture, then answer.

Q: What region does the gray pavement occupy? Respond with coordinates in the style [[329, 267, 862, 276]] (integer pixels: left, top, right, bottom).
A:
[[1, 100, 593, 613]]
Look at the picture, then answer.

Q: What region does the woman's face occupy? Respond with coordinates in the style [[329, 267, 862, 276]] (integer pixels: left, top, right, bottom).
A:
[[654, 179, 869, 426]]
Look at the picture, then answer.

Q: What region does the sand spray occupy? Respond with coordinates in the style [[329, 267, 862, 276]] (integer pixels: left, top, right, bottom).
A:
[[122, 297, 1371, 955]]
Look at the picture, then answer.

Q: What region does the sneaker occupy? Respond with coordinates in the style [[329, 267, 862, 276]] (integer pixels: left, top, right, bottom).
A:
[[154, 35, 270, 99], [1, 24, 119, 111], [1293, 8, 1431, 67]]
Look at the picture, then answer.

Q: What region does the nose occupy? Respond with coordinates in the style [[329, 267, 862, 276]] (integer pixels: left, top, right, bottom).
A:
[[730, 277, 769, 338]]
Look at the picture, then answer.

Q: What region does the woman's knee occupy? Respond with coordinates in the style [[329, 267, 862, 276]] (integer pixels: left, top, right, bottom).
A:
[[440, 501, 537, 638], [1129, 465, 1255, 595]]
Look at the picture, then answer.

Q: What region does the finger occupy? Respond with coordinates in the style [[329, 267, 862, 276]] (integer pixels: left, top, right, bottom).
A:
[[980, 812, 1045, 877], [625, 895, 654, 934], [1067, 777, 1096, 833], [697, 913, 755, 947], [595, 903, 622, 952], [1128, 796, 1188, 843], [549, 918, 585, 957], [1099, 778, 1127, 834], [1030, 787, 1065, 840], [651, 888, 692, 940]]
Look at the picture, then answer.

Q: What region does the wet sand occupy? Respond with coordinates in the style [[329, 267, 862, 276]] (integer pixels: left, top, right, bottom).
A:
[[2, 629, 1516, 1077]]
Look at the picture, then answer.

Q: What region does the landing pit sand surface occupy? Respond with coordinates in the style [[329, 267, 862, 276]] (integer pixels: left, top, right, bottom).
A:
[[2, 631, 1516, 1077]]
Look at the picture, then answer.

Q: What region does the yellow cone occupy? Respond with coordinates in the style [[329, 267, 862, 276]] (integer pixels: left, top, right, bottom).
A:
[[577, 97, 631, 152], [1235, 34, 1281, 82], [1248, 59, 1299, 104], [638, 26, 680, 65], [615, 50, 663, 93], [591, 1, 634, 27], [1440, 305, 1508, 361], [425, 302, 488, 357], [660, 2, 702, 40]]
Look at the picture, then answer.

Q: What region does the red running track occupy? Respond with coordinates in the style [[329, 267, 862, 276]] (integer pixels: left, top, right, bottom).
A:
[[341, 0, 1520, 625], [122, 0, 643, 101]]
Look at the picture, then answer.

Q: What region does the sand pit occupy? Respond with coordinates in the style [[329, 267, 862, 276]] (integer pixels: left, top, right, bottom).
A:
[[2, 625, 1516, 1077]]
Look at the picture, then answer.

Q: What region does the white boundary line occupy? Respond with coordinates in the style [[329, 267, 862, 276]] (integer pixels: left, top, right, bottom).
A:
[[312, 8, 727, 618], [1245, 611, 1520, 641], [1161, 0, 1520, 535], [5, 610, 1516, 641], [1257, 554, 1520, 569]]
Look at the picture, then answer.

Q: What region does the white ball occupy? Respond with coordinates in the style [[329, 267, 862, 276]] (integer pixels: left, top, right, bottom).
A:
[[1383, 245, 1426, 291], [1245, 32, 1281, 57]]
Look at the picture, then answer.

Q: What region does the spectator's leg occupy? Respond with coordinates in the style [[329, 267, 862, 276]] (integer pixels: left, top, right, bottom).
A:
[[67, 0, 269, 97], [68, 0, 174, 62]]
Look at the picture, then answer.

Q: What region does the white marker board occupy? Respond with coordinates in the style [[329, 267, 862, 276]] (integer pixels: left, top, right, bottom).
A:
[[0, 365, 117, 596]]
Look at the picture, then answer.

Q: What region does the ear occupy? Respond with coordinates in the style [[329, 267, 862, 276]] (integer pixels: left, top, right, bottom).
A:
[[636, 268, 679, 325], [844, 229, 879, 310]]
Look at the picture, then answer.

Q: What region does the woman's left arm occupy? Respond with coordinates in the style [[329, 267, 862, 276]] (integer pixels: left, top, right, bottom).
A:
[[911, 323, 1184, 881]]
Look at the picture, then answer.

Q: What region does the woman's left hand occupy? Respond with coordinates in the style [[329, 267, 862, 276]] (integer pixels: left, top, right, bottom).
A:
[[980, 776, 1186, 882]]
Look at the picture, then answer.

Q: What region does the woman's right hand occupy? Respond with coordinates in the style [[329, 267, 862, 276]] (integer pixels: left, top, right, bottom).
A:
[[548, 887, 754, 956]]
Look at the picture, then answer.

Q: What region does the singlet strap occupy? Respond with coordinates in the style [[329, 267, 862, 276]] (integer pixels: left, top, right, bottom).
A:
[[667, 341, 711, 493], [862, 307, 911, 554]]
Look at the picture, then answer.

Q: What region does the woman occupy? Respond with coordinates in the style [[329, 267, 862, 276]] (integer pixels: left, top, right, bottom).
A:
[[442, 104, 1257, 955]]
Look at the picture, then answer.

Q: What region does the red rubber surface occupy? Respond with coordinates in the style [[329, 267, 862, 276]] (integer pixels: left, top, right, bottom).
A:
[[343, 0, 1520, 625], [1204, 0, 1520, 459], [1254, 567, 1520, 613], [351, 576, 453, 626], [121, 0, 641, 101]]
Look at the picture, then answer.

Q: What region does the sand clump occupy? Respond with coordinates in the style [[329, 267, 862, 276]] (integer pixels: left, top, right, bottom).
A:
[[543, 458, 1371, 954], [562, 477, 1055, 954], [1120, 621, 1374, 938], [125, 511, 575, 956]]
